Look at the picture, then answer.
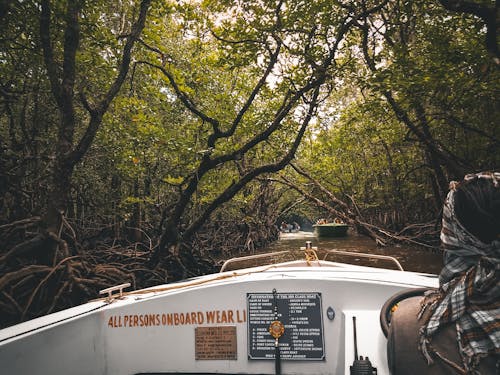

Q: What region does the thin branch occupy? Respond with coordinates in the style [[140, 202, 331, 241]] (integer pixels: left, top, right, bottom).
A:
[[71, 0, 152, 164], [209, 40, 282, 147], [135, 60, 220, 127], [39, 0, 62, 107]]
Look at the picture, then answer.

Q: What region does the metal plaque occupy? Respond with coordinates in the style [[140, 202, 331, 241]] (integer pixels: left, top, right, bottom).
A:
[[195, 326, 237, 360], [247, 292, 324, 360]]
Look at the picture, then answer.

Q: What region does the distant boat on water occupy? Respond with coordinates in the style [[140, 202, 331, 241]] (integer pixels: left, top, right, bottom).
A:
[[313, 220, 348, 237]]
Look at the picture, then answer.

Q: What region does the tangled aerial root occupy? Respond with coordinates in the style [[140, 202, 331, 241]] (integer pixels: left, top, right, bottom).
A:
[[0, 243, 165, 328], [0, 217, 278, 329]]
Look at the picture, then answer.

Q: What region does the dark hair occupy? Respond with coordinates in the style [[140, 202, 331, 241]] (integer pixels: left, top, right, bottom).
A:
[[454, 176, 500, 244]]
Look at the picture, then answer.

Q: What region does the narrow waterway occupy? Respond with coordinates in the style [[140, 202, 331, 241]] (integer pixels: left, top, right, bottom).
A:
[[264, 231, 444, 275]]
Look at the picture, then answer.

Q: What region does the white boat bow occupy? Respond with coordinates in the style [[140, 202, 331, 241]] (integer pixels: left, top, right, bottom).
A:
[[0, 246, 438, 375]]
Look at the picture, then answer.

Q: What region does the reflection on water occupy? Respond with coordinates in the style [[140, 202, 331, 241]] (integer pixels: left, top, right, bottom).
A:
[[264, 231, 443, 275]]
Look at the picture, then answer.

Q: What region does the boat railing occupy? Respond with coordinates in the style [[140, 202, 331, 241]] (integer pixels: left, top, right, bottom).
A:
[[219, 248, 405, 272], [219, 251, 293, 273], [322, 249, 404, 271]]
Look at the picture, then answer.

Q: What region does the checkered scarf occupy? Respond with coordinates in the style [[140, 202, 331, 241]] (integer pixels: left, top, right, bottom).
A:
[[419, 172, 500, 373]]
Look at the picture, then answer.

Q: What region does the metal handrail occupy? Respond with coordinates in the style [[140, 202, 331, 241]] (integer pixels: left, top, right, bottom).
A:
[[219, 248, 404, 272], [219, 251, 295, 272], [322, 249, 404, 271]]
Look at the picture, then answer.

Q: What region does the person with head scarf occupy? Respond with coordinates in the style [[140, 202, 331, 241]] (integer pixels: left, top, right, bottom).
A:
[[387, 171, 499, 374], [418, 172, 499, 373]]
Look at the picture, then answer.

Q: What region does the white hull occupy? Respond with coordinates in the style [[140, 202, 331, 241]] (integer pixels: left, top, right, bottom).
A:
[[0, 259, 438, 374]]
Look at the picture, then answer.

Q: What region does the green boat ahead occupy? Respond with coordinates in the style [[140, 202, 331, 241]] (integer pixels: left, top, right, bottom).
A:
[[313, 222, 349, 237]]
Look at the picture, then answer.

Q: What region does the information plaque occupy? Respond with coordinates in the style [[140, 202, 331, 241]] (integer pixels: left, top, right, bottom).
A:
[[195, 326, 237, 360], [247, 292, 324, 360]]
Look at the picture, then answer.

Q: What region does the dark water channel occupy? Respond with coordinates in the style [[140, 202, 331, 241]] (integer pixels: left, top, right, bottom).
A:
[[262, 231, 444, 275]]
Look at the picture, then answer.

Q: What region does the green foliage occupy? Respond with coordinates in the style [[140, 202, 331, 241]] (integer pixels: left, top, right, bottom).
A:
[[1, 0, 497, 241], [364, 0, 498, 165], [287, 0, 499, 228]]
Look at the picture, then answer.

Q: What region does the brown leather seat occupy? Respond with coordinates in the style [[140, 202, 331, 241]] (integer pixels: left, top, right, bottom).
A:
[[387, 296, 497, 375]]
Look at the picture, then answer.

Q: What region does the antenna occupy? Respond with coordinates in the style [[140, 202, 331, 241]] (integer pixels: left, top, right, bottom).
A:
[[352, 316, 359, 360]]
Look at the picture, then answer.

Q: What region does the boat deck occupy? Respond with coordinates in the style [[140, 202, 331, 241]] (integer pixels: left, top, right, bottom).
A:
[[0, 257, 438, 375]]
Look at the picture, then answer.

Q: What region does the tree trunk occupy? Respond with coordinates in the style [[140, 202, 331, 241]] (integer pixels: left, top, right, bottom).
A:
[[36, 0, 151, 259]]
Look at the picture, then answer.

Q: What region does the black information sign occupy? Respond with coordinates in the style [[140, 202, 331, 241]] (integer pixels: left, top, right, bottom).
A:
[[247, 292, 324, 360]]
